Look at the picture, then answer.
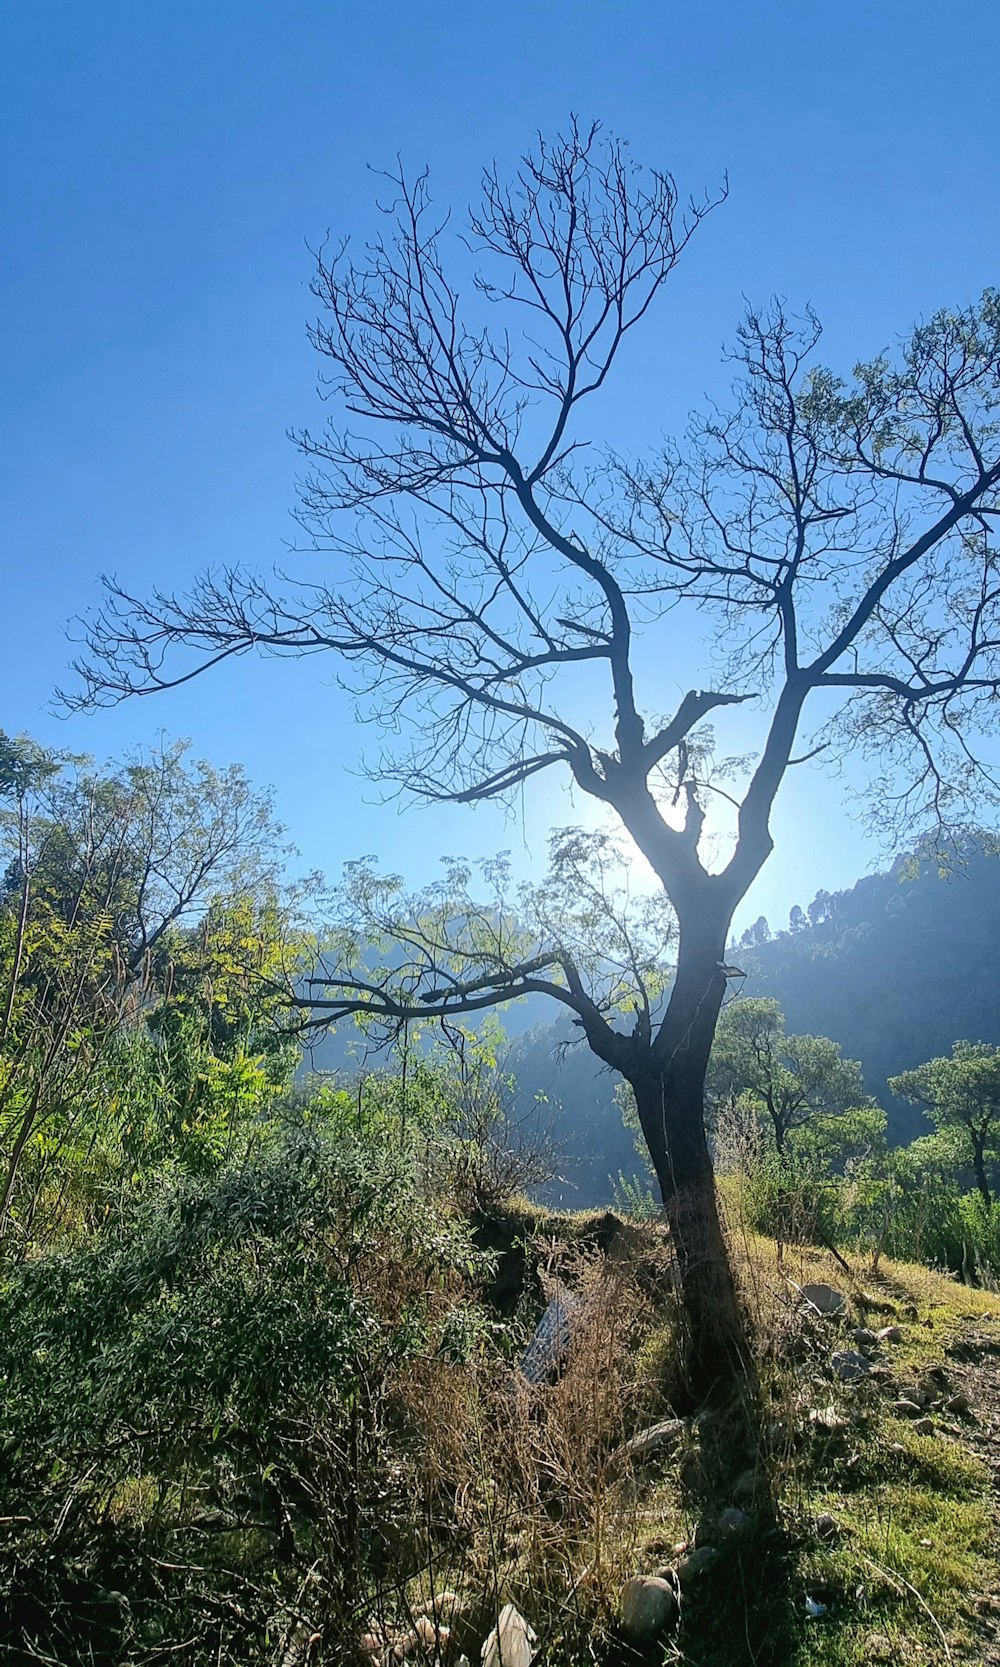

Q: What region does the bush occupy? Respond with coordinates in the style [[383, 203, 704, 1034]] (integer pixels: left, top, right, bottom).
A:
[[0, 1125, 482, 1665]]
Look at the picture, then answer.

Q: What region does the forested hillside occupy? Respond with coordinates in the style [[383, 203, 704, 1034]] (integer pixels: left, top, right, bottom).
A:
[[742, 838, 1000, 1144]]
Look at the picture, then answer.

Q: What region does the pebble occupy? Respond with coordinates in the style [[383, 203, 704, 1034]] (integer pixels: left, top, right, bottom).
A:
[[912, 1417, 935, 1436], [877, 1325, 904, 1344]]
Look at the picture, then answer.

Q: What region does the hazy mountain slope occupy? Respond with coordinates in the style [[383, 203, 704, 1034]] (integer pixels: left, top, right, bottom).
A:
[[741, 840, 1000, 1143]]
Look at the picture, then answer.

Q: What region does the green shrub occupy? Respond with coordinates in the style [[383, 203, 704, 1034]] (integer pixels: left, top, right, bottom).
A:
[[0, 1125, 482, 1665]]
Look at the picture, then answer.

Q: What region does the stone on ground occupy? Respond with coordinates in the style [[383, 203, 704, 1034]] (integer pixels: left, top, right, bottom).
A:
[[831, 1349, 871, 1382], [800, 1283, 848, 1316], [481, 1605, 537, 1667], [674, 1545, 720, 1584], [620, 1576, 677, 1644]]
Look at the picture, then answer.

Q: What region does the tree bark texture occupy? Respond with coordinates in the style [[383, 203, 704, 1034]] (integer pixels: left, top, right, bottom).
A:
[[630, 914, 754, 1405]]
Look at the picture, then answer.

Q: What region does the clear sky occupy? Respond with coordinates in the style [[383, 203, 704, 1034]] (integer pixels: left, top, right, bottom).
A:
[[3, 0, 998, 931]]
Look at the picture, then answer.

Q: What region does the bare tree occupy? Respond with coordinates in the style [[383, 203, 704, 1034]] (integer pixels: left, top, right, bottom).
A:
[[68, 122, 1000, 1399]]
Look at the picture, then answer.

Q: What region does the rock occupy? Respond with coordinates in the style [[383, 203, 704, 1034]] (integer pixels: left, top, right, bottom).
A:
[[800, 1283, 847, 1317], [945, 1391, 972, 1416], [814, 1512, 840, 1540], [414, 1616, 448, 1651], [850, 1327, 878, 1346], [622, 1419, 686, 1468], [481, 1605, 537, 1667], [912, 1417, 935, 1437], [877, 1325, 904, 1343], [831, 1350, 871, 1382], [809, 1404, 849, 1432], [892, 1398, 924, 1419], [674, 1545, 719, 1584], [897, 1384, 927, 1407], [718, 1506, 752, 1539], [733, 1468, 763, 1501], [620, 1576, 677, 1644], [923, 1363, 950, 1385], [679, 1446, 706, 1489]]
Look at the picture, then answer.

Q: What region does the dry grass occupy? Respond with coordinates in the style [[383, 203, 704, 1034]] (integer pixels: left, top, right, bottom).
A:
[[341, 1194, 1000, 1667], [357, 1226, 680, 1665]]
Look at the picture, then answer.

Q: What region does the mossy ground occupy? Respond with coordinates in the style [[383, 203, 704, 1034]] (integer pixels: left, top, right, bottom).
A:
[[677, 1237, 999, 1665]]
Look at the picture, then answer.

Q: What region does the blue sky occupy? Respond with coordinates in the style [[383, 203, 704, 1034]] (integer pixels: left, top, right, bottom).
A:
[[3, 0, 998, 930]]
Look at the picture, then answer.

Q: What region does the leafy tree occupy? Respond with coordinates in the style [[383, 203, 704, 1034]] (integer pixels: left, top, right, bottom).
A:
[[891, 1041, 1000, 1208], [708, 997, 875, 1159], [112, 889, 304, 1175], [0, 736, 295, 1238], [71, 124, 1000, 1398]]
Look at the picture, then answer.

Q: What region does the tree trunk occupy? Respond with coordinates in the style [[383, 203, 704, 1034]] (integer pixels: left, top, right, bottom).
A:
[[971, 1134, 993, 1211], [635, 1071, 752, 1405], [631, 906, 754, 1406]]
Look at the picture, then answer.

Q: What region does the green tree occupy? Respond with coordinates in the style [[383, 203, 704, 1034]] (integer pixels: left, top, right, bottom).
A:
[[118, 888, 304, 1174], [890, 1041, 1000, 1209], [708, 997, 876, 1160], [72, 124, 1000, 1399], [0, 736, 295, 1238]]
